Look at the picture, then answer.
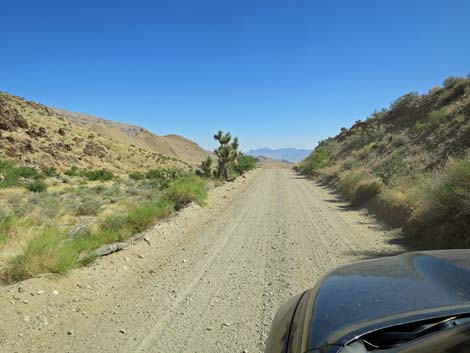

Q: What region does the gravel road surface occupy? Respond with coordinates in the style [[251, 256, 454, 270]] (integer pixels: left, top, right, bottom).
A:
[[0, 168, 402, 353]]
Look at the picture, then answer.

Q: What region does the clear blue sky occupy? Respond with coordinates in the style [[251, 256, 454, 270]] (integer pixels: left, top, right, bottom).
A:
[[2, 0, 470, 151]]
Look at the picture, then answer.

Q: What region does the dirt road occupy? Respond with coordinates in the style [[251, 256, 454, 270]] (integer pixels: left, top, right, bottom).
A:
[[0, 168, 402, 353]]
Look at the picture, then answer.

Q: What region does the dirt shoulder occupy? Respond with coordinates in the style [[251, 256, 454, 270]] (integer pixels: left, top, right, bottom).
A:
[[0, 168, 403, 353]]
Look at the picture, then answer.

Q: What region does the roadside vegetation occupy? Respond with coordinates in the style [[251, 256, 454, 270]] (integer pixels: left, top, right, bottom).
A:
[[0, 130, 256, 283], [298, 75, 470, 247]]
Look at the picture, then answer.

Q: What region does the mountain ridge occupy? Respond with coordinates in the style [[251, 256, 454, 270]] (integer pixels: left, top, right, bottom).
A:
[[247, 147, 311, 163]]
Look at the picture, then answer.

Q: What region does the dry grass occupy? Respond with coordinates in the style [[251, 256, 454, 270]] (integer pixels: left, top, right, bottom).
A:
[[0, 168, 208, 283]]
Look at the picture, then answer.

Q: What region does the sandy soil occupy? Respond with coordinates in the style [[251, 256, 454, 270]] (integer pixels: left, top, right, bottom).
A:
[[0, 168, 403, 353]]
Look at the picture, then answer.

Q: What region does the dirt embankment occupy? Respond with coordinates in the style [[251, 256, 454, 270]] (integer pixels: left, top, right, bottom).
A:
[[0, 168, 402, 353]]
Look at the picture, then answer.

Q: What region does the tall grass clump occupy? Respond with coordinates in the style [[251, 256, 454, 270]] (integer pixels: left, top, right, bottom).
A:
[[127, 199, 175, 232], [165, 176, 207, 210], [339, 170, 370, 199], [351, 178, 384, 206], [5, 229, 78, 282], [409, 158, 470, 244], [0, 215, 15, 246], [25, 180, 48, 193]]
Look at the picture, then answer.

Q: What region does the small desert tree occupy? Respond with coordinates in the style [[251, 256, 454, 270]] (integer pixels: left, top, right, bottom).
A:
[[213, 130, 239, 180], [197, 156, 213, 178]]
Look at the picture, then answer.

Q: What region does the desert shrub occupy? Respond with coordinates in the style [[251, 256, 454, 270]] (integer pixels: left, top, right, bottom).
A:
[[342, 157, 359, 171], [351, 179, 384, 206], [381, 175, 421, 210], [443, 76, 465, 88], [429, 86, 442, 95], [340, 170, 370, 199], [318, 165, 341, 185], [391, 134, 409, 147], [0, 161, 42, 188], [5, 229, 78, 282], [26, 180, 47, 193], [375, 153, 406, 185], [390, 92, 419, 110], [234, 155, 257, 175], [100, 214, 130, 232], [0, 215, 15, 245], [196, 157, 213, 178], [414, 120, 431, 131], [409, 158, 470, 243], [455, 115, 466, 124], [64, 166, 80, 177], [41, 166, 59, 178], [17, 166, 42, 179], [82, 169, 114, 181], [351, 144, 374, 161], [145, 168, 185, 188], [74, 198, 102, 216], [299, 139, 339, 175], [92, 184, 108, 194], [165, 176, 207, 210], [429, 107, 448, 125], [127, 199, 175, 232], [129, 171, 145, 180]]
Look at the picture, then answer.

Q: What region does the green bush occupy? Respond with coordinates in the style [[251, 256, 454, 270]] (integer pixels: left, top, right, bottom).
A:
[[390, 92, 419, 110], [429, 107, 448, 125], [165, 176, 207, 210], [234, 155, 257, 175], [129, 171, 145, 180], [127, 199, 175, 232], [26, 180, 47, 193], [0, 161, 43, 188], [415, 120, 431, 131], [82, 169, 114, 181], [375, 153, 406, 185], [299, 140, 338, 175], [17, 166, 42, 179], [41, 166, 59, 178], [196, 157, 213, 178]]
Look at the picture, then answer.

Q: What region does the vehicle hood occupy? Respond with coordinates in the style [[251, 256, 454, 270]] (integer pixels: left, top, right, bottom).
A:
[[307, 250, 470, 351]]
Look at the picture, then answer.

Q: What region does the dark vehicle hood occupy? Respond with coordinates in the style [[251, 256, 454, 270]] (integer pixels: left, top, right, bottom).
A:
[[307, 250, 470, 351]]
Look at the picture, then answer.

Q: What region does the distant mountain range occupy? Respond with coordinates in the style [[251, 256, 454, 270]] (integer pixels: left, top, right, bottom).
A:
[[246, 148, 312, 163]]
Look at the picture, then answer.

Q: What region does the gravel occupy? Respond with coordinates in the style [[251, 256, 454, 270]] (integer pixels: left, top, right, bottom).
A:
[[0, 168, 402, 353]]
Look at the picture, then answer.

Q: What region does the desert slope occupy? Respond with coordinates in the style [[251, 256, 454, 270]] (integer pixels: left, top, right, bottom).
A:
[[0, 92, 210, 172], [54, 108, 210, 165]]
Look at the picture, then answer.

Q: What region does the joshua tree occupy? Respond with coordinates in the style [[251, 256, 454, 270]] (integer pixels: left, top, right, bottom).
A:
[[213, 130, 239, 180]]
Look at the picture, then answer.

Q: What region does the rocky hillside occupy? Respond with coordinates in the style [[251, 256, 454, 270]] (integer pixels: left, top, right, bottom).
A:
[[0, 92, 210, 173], [54, 108, 210, 165], [299, 76, 470, 247]]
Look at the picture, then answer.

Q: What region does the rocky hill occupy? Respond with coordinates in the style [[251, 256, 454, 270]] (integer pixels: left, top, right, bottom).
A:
[[299, 76, 470, 247], [0, 92, 210, 173]]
